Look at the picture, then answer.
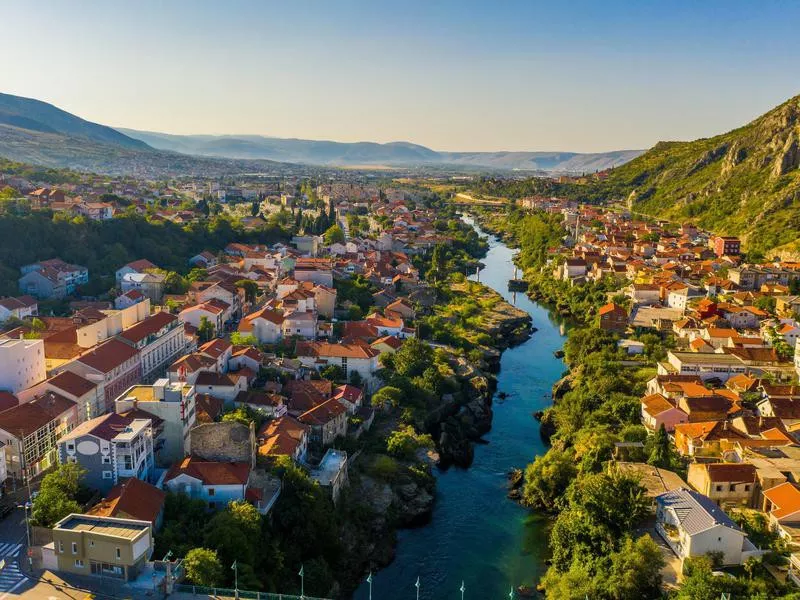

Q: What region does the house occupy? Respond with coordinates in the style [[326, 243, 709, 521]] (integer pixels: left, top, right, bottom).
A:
[[233, 390, 287, 418], [239, 306, 284, 344], [0, 338, 46, 393], [598, 303, 628, 333], [114, 380, 196, 465], [166, 352, 217, 385], [64, 339, 142, 413], [299, 398, 348, 447], [74, 201, 114, 221], [51, 514, 153, 581], [86, 478, 166, 530], [656, 488, 757, 565], [640, 393, 688, 433], [687, 463, 757, 508], [0, 391, 79, 479], [370, 335, 403, 355], [58, 413, 155, 493], [120, 272, 166, 303], [658, 351, 748, 382], [257, 416, 309, 463], [114, 290, 147, 311], [193, 372, 247, 402], [179, 300, 230, 336], [115, 259, 158, 284], [295, 341, 381, 389], [0, 295, 38, 322], [762, 482, 800, 541], [629, 284, 661, 306], [332, 384, 364, 414], [713, 236, 741, 257], [313, 285, 337, 319], [19, 259, 89, 299], [117, 311, 186, 384], [281, 310, 317, 339], [163, 456, 250, 510], [188, 251, 218, 269]]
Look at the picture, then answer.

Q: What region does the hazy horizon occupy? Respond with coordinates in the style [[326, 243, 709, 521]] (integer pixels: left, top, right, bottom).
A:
[[5, 0, 800, 153]]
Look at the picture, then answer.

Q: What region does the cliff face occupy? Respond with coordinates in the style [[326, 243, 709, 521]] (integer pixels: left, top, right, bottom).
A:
[[589, 94, 800, 255]]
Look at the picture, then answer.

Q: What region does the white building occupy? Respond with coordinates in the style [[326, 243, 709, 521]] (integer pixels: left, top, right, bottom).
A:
[[656, 488, 761, 566], [0, 338, 46, 393], [163, 456, 250, 510], [117, 312, 186, 384], [114, 379, 196, 465]]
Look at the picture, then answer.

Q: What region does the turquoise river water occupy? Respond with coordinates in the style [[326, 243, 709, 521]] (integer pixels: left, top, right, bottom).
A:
[[353, 218, 566, 600]]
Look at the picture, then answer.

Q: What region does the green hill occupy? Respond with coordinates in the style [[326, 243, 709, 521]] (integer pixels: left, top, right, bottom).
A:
[[598, 94, 800, 255]]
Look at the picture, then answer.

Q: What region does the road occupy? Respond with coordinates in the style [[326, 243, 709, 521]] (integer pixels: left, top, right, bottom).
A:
[[0, 507, 30, 597]]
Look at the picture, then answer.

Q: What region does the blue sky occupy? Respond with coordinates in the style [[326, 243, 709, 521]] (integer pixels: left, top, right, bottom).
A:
[[4, 0, 800, 152]]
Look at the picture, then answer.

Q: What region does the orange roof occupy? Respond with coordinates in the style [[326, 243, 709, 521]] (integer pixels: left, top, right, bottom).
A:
[[763, 482, 800, 520], [164, 456, 250, 486], [641, 393, 677, 416], [86, 478, 165, 525]]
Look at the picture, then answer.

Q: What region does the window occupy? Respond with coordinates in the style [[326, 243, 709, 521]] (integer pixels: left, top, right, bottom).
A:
[[729, 484, 736, 492], [71, 542, 78, 554], [116, 548, 121, 560], [208, 488, 215, 496], [209, 502, 216, 509], [715, 485, 723, 492], [102, 471, 113, 480], [58, 541, 64, 553], [75, 559, 84, 568], [102, 456, 111, 464], [744, 485, 751, 492]]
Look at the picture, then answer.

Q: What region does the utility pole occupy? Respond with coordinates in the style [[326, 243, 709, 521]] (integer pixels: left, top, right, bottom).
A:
[[366, 571, 373, 600], [232, 560, 239, 600]]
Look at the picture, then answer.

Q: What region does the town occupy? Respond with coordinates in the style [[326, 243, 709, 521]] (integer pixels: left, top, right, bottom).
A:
[[0, 170, 497, 598], [485, 192, 800, 597]]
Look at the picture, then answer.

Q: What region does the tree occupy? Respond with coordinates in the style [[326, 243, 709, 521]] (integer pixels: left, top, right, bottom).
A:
[[198, 316, 215, 343], [647, 423, 673, 468], [349, 370, 362, 387], [320, 364, 345, 382], [371, 386, 403, 409], [184, 548, 223, 587], [391, 337, 433, 378], [31, 463, 86, 527], [323, 224, 345, 245], [386, 425, 434, 459], [230, 332, 258, 346], [235, 279, 259, 304], [521, 449, 577, 511], [429, 244, 447, 282]]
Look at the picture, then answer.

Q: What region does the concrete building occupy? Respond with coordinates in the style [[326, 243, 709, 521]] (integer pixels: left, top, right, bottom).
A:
[[0, 391, 78, 479], [58, 413, 155, 493], [114, 380, 196, 465], [117, 312, 186, 384], [163, 456, 250, 510], [63, 339, 142, 413], [52, 514, 153, 581], [0, 338, 46, 394]]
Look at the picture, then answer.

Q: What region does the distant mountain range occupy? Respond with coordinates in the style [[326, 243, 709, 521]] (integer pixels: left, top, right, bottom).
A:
[[118, 128, 643, 172], [0, 91, 642, 175]]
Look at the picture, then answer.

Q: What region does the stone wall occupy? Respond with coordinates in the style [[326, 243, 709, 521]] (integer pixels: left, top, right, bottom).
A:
[[190, 422, 255, 466]]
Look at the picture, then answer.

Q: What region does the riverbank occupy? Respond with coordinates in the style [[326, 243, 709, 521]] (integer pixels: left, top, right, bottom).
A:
[[353, 217, 565, 600]]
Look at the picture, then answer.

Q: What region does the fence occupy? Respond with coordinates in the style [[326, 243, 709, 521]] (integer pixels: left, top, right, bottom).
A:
[[173, 584, 331, 600]]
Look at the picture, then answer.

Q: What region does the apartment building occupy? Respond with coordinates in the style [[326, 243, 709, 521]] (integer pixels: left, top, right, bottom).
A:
[[0, 338, 46, 394], [117, 311, 186, 384]]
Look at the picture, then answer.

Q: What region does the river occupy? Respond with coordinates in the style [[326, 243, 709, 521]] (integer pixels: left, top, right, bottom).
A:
[[353, 218, 566, 600]]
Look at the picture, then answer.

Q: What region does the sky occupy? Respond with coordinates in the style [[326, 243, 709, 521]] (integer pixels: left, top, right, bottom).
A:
[[3, 0, 800, 153]]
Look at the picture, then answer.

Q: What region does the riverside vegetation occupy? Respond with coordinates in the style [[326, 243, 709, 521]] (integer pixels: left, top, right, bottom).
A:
[[470, 203, 800, 599]]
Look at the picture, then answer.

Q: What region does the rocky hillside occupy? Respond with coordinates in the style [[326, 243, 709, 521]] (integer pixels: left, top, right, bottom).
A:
[[595, 94, 800, 255]]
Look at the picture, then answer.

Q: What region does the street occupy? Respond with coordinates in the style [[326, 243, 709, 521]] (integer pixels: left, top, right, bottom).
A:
[[0, 507, 30, 597]]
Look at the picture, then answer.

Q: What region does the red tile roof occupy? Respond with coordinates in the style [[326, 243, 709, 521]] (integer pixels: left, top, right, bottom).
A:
[[76, 339, 139, 374], [47, 370, 97, 398], [164, 456, 250, 486], [87, 477, 165, 525]]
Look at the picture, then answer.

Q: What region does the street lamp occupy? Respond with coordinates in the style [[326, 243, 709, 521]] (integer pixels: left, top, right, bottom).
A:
[[232, 560, 239, 600]]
